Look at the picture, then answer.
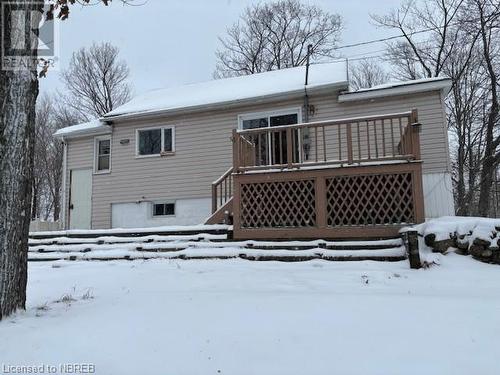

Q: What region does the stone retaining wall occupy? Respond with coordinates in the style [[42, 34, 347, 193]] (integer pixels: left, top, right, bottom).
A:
[[424, 229, 500, 264]]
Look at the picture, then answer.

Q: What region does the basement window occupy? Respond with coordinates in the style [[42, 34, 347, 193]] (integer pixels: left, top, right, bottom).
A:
[[152, 202, 175, 217]]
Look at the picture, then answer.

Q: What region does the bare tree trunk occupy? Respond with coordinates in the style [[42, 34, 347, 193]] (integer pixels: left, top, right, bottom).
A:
[[478, 153, 498, 216], [456, 147, 468, 215], [31, 180, 39, 220], [53, 186, 61, 221], [0, 1, 40, 320], [476, 1, 500, 217]]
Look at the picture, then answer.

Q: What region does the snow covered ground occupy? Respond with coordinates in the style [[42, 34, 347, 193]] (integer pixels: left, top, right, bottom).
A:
[[1, 255, 499, 375]]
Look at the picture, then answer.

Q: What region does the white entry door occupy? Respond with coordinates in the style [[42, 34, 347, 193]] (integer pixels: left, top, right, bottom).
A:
[[69, 169, 92, 229]]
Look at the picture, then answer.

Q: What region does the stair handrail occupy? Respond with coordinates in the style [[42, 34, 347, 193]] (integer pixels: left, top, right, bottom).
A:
[[212, 167, 234, 213]]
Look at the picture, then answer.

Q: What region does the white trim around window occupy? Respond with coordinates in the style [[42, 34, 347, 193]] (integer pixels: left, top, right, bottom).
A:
[[93, 135, 112, 174], [151, 201, 176, 218], [237, 107, 303, 130], [135, 125, 176, 158]]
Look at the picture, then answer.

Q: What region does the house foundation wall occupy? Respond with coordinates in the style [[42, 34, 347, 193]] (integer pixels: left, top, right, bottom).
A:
[[111, 197, 211, 228], [422, 172, 455, 218]]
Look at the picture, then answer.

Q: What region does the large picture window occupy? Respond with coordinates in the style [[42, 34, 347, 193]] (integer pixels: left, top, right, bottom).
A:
[[136, 126, 175, 156]]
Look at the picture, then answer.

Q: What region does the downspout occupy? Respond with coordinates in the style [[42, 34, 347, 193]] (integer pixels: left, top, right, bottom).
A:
[[346, 58, 350, 91], [302, 44, 313, 161], [303, 44, 313, 123], [61, 138, 68, 230]]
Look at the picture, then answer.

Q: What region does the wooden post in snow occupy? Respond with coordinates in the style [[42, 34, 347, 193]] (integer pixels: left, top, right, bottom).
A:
[[405, 230, 421, 269]]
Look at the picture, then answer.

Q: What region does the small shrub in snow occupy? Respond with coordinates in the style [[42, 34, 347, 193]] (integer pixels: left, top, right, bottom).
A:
[[55, 294, 77, 304], [35, 303, 50, 311], [82, 289, 94, 300], [361, 275, 369, 284], [34, 303, 50, 317]]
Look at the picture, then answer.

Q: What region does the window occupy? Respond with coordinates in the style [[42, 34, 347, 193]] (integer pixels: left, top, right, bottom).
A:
[[138, 128, 161, 155], [240, 111, 299, 130], [238, 109, 301, 165], [241, 117, 269, 130], [136, 126, 175, 156], [152, 202, 175, 217], [94, 137, 111, 173], [163, 128, 173, 153]]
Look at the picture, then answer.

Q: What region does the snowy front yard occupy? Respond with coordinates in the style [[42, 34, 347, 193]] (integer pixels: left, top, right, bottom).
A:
[[1, 255, 500, 375]]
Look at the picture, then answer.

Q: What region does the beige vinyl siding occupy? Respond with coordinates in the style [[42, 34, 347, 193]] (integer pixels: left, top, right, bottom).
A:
[[310, 90, 450, 172], [63, 136, 94, 228], [64, 89, 450, 229], [91, 100, 305, 228]]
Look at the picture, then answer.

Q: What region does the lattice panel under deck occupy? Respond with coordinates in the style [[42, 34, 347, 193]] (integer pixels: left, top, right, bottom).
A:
[[326, 173, 414, 226], [240, 180, 316, 228]]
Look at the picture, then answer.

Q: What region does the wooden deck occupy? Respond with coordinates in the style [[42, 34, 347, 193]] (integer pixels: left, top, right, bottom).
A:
[[208, 110, 425, 240]]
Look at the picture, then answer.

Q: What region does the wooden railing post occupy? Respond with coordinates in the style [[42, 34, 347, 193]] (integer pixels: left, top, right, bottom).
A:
[[232, 129, 240, 172], [211, 184, 217, 214], [315, 176, 327, 229], [286, 127, 293, 168], [346, 123, 353, 164], [404, 230, 421, 269], [410, 109, 422, 160]]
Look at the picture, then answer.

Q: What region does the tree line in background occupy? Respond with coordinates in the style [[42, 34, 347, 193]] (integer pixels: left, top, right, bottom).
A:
[[31, 42, 132, 222], [370, 0, 500, 217]]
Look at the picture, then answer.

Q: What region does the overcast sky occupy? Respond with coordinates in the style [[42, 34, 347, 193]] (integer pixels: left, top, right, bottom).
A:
[[40, 0, 402, 98]]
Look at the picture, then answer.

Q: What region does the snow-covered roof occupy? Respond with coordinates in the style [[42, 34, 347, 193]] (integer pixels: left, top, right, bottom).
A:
[[339, 76, 452, 103], [105, 61, 348, 119], [54, 119, 112, 139]]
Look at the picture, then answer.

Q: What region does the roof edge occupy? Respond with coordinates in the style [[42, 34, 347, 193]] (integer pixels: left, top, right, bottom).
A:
[[54, 124, 112, 140], [103, 81, 349, 122], [338, 78, 452, 103]]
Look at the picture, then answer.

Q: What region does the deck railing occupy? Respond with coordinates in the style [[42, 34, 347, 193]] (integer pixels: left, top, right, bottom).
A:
[[211, 167, 233, 214], [232, 110, 421, 172]]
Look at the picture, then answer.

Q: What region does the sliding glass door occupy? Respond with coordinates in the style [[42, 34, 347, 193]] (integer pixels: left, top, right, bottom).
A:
[[269, 113, 298, 165], [240, 110, 300, 166]]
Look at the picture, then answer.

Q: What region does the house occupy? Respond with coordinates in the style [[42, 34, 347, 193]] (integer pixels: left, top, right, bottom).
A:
[[54, 61, 454, 239]]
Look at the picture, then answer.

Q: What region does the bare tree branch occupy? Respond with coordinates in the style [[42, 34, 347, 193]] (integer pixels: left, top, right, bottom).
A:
[[349, 59, 390, 90], [214, 0, 343, 78], [61, 42, 132, 118]]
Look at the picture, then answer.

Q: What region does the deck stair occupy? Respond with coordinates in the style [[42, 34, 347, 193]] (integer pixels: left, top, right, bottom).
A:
[[28, 226, 408, 263]]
